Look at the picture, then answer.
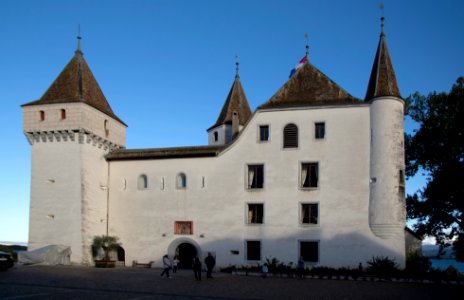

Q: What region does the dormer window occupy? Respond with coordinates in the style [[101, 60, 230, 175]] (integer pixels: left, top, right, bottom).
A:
[[39, 110, 45, 121], [60, 109, 66, 120]]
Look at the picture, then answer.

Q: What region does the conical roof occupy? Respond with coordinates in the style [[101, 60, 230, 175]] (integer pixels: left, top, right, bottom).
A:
[[22, 50, 125, 125], [258, 61, 360, 110], [208, 73, 252, 130], [365, 18, 401, 101]]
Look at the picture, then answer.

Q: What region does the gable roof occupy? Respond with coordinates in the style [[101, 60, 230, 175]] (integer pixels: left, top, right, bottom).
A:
[[22, 50, 126, 126], [258, 61, 360, 110], [208, 74, 252, 130], [106, 145, 224, 161], [365, 18, 401, 101]]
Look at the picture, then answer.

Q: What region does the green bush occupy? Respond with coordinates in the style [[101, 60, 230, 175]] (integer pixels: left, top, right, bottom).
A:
[[366, 256, 400, 278], [405, 251, 431, 277]]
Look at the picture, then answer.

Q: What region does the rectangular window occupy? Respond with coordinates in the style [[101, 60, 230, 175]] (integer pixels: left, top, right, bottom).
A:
[[315, 122, 325, 139], [247, 204, 264, 224], [301, 203, 318, 225], [259, 125, 269, 142], [300, 241, 319, 262], [301, 163, 319, 188], [175, 221, 193, 235], [247, 164, 264, 189], [246, 240, 261, 261], [39, 110, 45, 121], [60, 109, 66, 120]]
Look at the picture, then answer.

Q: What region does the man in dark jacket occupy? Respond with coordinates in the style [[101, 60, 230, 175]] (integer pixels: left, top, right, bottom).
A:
[[204, 252, 216, 278]]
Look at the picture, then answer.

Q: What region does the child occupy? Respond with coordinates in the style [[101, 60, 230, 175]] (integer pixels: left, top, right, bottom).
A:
[[261, 263, 269, 278]]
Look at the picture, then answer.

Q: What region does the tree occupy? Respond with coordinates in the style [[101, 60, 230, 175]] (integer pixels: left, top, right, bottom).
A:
[[405, 76, 464, 261]]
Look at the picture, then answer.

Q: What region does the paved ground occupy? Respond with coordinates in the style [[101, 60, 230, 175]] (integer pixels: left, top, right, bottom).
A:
[[1, 265, 463, 300]]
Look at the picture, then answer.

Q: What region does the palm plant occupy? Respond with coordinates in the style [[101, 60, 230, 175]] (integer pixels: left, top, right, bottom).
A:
[[92, 235, 121, 261]]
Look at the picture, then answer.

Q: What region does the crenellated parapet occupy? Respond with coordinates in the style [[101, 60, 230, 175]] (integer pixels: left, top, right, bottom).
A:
[[24, 129, 124, 151]]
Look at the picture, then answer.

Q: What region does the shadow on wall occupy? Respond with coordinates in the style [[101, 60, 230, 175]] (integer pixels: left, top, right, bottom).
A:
[[127, 230, 404, 269]]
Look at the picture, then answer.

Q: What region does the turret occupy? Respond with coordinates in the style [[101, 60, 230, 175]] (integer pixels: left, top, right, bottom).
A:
[[207, 60, 252, 145], [367, 17, 406, 239]]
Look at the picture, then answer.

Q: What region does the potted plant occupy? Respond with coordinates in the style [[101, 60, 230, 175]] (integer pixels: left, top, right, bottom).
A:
[[92, 235, 121, 268]]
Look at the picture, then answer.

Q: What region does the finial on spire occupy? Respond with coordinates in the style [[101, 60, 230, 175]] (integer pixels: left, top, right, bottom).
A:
[[379, 3, 385, 36], [235, 53, 240, 78], [76, 24, 83, 54], [304, 32, 309, 60]]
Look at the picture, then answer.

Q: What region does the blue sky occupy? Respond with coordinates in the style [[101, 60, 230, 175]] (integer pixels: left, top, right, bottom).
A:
[[1, 0, 463, 243]]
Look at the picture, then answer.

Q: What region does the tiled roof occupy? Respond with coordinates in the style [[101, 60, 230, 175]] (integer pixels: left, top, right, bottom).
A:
[[208, 74, 252, 130], [22, 50, 126, 126], [365, 19, 401, 101], [106, 145, 225, 161], [258, 62, 360, 110]]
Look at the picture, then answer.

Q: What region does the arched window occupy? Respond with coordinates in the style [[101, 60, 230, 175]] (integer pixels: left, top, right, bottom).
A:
[[283, 123, 298, 148], [137, 174, 148, 190], [40, 110, 45, 121], [176, 173, 187, 189]]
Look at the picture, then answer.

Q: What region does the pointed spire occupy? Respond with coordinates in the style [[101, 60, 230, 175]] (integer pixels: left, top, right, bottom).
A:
[[208, 61, 252, 131], [365, 16, 401, 101], [22, 35, 126, 126]]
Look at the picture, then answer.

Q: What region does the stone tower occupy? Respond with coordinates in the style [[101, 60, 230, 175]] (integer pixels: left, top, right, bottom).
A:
[[366, 18, 406, 239], [21, 38, 126, 264]]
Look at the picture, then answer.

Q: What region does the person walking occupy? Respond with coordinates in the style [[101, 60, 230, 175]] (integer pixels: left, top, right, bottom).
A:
[[160, 255, 172, 278], [204, 252, 216, 278], [193, 255, 202, 281], [297, 256, 305, 279], [172, 255, 180, 273]]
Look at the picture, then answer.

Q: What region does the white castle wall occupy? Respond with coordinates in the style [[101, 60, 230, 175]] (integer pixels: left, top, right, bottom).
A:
[[108, 104, 406, 268]]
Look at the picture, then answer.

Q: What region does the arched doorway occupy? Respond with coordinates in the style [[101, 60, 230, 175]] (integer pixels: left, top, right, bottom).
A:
[[176, 243, 197, 269]]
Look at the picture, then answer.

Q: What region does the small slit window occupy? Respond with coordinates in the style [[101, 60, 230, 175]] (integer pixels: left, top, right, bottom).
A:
[[137, 174, 148, 190], [104, 120, 109, 137], [60, 109, 66, 120], [214, 131, 218, 142], [283, 123, 298, 148], [39, 110, 45, 121], [177, 173, 187, 189]]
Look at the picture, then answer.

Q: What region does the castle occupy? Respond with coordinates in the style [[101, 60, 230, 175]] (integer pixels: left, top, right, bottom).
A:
[[22, 18, 406, 268]]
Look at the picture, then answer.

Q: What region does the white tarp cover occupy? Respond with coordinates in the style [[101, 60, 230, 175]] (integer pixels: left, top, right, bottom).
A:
[[18, 245, 71, 265]]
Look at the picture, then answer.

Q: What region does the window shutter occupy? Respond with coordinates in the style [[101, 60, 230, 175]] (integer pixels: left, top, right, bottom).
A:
[[283, 124, 298, 148]]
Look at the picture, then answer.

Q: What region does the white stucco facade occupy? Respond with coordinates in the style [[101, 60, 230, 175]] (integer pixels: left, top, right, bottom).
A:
[[22, 26, 407, 269]]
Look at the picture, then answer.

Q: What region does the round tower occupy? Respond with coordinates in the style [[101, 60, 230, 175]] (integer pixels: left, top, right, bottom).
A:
[[366, 17, 406, 239]]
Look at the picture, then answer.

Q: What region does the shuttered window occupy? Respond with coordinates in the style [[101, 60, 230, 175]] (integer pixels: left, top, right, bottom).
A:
[[283, 123, 298, 148]]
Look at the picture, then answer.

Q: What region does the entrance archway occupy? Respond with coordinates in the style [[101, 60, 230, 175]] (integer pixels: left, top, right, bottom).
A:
[[176, 243, 197, 269]]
